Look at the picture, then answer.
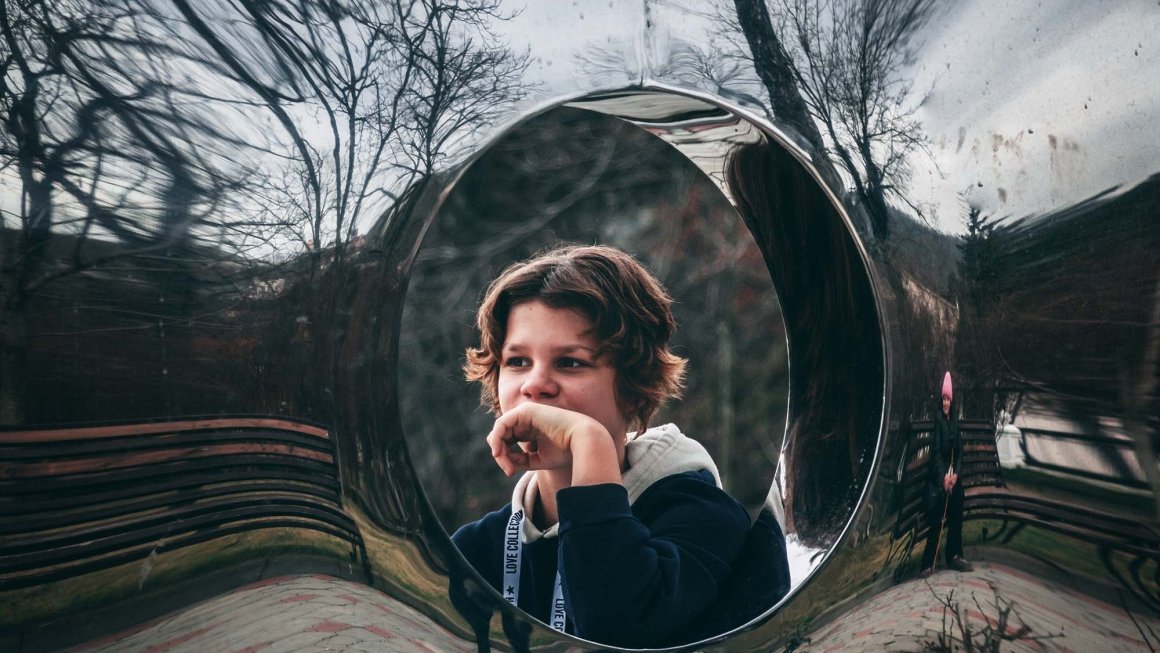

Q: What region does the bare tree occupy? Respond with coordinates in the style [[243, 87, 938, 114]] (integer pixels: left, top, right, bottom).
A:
[[730, 0, 937, 241], [171, 0, 531, 261], [0, 0, 267, 423], [729, 0, 828, 153], [576, 37, 771, 114], [0, 0, 532, 423]]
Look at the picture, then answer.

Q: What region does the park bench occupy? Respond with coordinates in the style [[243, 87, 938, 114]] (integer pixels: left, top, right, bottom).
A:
[[884, 418, 1159, 609], [890, 419, 1001, 541], [0, 417, 368, 591]]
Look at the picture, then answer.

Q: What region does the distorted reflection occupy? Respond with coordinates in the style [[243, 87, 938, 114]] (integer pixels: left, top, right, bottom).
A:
[[730, 0, 939, 240], [882, 178, 1159, 611], [722, 140, 883, 551], [4, 0, 1159, 649], [0, 0, 532, 643], [0, 0, 531, 425]]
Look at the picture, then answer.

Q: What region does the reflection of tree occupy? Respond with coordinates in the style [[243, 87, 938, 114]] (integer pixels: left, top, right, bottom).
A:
[[953, 177, 1160, 512], [576, 39, 769, 115], [730, 0, 937, 241], [0, 0, 531, 425], [957, 206, 1003, 319], [950, 204, 1007, 417], [729, 0, 826, 153], [171, 0, 530, 259], [0, 0, 259, 423]]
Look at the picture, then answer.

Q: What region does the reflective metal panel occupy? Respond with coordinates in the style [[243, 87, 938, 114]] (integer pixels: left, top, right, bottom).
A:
[[1, 0, 1158, 651]]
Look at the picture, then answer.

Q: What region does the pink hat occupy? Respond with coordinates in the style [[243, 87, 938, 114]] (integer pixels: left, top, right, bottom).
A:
[[941, 372, 953, 400]]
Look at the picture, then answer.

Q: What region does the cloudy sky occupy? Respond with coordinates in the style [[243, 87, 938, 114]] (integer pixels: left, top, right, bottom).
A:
[[493, 0, 1160, 234], [907, 0, 1160, 231], [4, 1, 1155, 239]]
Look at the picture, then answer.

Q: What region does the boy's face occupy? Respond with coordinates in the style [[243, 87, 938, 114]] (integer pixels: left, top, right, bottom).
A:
[[497, 300, 629, 446]]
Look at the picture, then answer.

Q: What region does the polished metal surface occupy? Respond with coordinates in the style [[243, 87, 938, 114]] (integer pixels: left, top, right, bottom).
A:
[[1, 0, 1157, 651]]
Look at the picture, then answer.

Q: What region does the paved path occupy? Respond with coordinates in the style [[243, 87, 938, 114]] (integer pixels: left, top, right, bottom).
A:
[[68, 575, 476, 653], [66, 563, 1159, 652], [802, 561, 1159, 652]]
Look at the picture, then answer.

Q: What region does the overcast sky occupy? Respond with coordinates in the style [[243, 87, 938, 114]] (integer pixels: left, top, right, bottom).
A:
[[4, 1, 1156, 239], [907, 0, 1160, 232], [492, 0, 1160, 235]]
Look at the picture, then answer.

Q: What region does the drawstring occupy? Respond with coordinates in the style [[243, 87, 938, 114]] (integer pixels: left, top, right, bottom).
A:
[[501, 509, 567, 632]]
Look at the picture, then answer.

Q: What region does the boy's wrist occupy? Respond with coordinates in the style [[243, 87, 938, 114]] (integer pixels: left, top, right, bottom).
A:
[[569, 424, 622, 486]]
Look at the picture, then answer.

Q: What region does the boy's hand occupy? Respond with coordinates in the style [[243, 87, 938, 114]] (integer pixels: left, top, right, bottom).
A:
[[943, 470, 958, 493], [487, 403, 619, 484]]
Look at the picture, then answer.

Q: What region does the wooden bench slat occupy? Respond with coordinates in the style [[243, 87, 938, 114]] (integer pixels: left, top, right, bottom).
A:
[[0, 418, 330, 443], [0, 456, 340, 498], [0, 428, 334, 461], [0, 444, 334, 480], [0, 482, 345, 535], [965, 490, 1155, 537], [0, 471, 339, 516], [963, 510, 1159, 557], [0, 517, 361, 591], [0, 500, 360, 569], [0, 418, 368, 591]]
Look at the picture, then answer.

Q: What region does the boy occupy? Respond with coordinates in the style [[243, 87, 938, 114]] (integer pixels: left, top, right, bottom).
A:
[[451, 244, 755, 647]]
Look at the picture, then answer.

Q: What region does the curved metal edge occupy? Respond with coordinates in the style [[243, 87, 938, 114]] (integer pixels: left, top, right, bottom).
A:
[[387, 82, 890, 651]]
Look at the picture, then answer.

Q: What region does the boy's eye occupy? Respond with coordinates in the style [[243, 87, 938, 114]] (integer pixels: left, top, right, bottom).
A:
[[504, 357, 529, 368], [558, 358, 587, 369]]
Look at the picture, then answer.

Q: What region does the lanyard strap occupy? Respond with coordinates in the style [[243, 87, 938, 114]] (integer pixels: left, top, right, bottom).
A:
[[548, 573, 566, 632], [501, 509, 567, 632], [502, 509, 523, 605]]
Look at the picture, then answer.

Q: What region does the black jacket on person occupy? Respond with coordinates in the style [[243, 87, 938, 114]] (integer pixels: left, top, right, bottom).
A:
[[925, 406, 962, 509], [448, 423, 790, 648], [451, 471, 751, 648], [920, 402, 968, 566]]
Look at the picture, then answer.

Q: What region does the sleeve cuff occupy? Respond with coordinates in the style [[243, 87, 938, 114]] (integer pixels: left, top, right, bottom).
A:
[[557, 483, 632, 532]]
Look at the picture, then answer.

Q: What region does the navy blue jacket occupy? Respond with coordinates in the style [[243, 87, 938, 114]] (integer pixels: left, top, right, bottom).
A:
[[451, 469, 751, 648]]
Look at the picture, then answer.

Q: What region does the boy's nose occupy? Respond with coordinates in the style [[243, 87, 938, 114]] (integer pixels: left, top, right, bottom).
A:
[[521, 365, 559, 399]]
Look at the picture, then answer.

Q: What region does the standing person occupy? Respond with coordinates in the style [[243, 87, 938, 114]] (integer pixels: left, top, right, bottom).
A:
[[920, 371, 974, 577], [449, 244, 766, 648]]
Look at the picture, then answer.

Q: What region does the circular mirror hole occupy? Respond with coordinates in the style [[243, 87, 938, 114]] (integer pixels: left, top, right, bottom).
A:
[[397, 87, 883, 648]]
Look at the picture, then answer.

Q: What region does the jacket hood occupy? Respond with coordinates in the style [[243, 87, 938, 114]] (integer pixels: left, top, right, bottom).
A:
[[623, 423, 721, 504], [512, 472, 557, 543], [627, 424, 786, 531]]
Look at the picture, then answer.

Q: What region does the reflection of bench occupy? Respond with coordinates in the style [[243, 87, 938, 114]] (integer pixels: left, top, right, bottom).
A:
[[962, 485, 1156, 555], [886, 419, 1160, 609], [891, 419, 1001, 543], [0, 417, 367, 590]]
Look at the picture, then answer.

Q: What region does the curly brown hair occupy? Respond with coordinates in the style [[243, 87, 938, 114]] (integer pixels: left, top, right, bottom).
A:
[[464, 244, 687, 433]]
